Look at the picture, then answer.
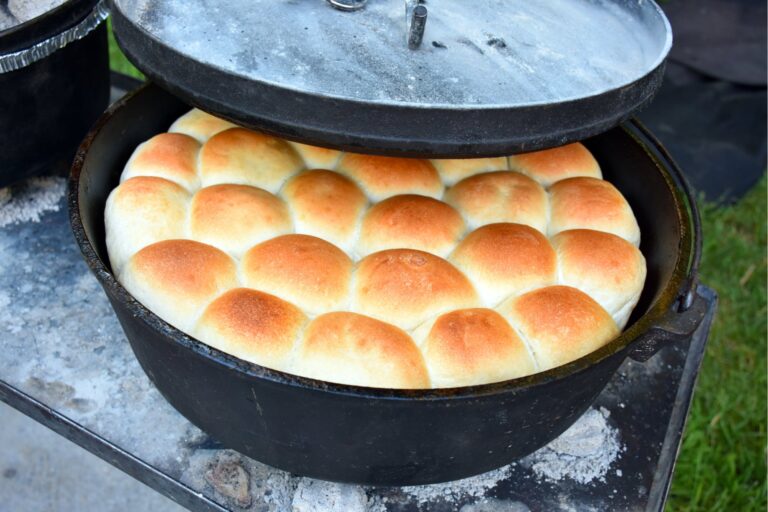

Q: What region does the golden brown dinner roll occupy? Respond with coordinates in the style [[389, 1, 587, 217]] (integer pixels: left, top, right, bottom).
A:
[[353, 249, 479, 330], [121, 133, 201, 191], [107, 111, 647, 388], [498, 286, 619, 371], [189, 184, 292, 257], [358, 195, 465, 258], [417, 308, 536, 388], [120, 240, 239, 332], [292, 312, 429, 388], [105, 177, 190, 273], [242, 235, 353, 315], [450, 223, 557, 307], [168, 108, 237, 143], [199, 128, 304, 192], [508, 142, 601, 187], [549, 177, 641, 245], [431, 157, 508, 186], [281, 170, 367, 253], [194, 288, 307, 370], [336, 153, 443, 201], [445, 171, 548, 233], [288, 141, 342, 169], [552, 229, 646, 328]]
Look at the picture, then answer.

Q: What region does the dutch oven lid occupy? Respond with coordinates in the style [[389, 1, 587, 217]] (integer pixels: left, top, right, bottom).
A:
[[111, 0, 673, 157]]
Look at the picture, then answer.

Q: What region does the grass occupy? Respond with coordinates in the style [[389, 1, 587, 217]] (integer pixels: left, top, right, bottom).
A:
[[105, 32, 767, 511], [668, 176, 767, 511], [107, 19, 143, 79]]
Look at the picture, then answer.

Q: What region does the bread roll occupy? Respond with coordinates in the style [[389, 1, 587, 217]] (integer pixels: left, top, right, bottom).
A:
[[106, 110, 647, 388], [418, 308, 536, 387], [242, 235, 353, 315], [168, 108, 237, 142], [121, 133, 201, 191], [451, 223, 556, 307], [353, 249, 479, 330], [498, 286, 619, 371], [552, 229, 646, 328], [508, 142, 601, 187], [445, 171, 548, 233], [431, 157, 508, 186], [195, 288, 306, 370], [120, 240, 238, 332], [337, 153, 443, 201], [281, 170, 367, 254], [189, 184, 292, 257], [358, 195, 465, 258], [199, 128, 303, 192], [105, 177, 189, 273], [549, 177, 641, 245], [288, 141, 342, 169], [293, 312, 429, 389]]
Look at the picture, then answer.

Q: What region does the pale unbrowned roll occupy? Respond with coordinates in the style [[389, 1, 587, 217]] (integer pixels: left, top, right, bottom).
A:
[[336, 153, 443, 201], [194, 288, 307, 370], [549, 177, 641, 245], [552, 229, 646, 328], [199, 128, 304, 192], [353, 249, 479, 331], [105, 176, 190, 273], [358, 195, 465, 258], [292, 312, 429, 389], [431, 157, 508, 186], [287, 141, 342, 169], [242, 235, 353, 315], [120, 240, 239, 332], [168, 108, 237, 142], [121, 133, 201, 191], [189, 184, 293, 257], [416, 308, 536, 388], [451, 223, 557, 307], [281, 170, 367, 253], [497, 286, 619, 371], [444, 171, 548, 233], [508, 142, 601, 187], [107, 108, 647, 389]]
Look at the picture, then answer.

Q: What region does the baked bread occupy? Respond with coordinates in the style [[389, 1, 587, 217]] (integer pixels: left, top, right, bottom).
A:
[[106, 108, 646, 389]]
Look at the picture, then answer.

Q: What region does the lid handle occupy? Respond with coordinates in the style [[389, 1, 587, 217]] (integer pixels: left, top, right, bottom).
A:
[[326, 0, 428, 49]]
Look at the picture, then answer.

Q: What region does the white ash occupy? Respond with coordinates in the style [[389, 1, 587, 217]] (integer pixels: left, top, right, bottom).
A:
[[8, 0, 68, 23], [0, 176, 65, 228], [523, 407, 622, 484], [398, 464, 511, 506], [291, 478, 368, 512]]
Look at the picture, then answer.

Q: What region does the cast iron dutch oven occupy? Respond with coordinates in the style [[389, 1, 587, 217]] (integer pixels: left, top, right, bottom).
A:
[[0, 0, 109, 187], [69, 83, 708, 486]]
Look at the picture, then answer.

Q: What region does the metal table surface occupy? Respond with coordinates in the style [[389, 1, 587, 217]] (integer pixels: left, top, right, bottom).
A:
[[0, 79, 717, 512]]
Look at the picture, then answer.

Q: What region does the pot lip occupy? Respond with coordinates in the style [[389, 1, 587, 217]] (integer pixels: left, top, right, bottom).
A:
[[68, 83, 699, 402], [0, 0, 101, 55]]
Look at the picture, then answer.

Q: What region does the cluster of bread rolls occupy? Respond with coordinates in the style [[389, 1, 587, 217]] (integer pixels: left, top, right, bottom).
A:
[[105, 109, 646, 389]]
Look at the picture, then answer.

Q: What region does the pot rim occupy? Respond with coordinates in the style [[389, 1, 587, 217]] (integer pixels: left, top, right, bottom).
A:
[[68, 83, 699, 402], [0, 0, 101, 54]]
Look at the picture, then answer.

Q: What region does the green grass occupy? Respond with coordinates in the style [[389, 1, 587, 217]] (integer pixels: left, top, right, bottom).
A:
[[668, 176, 767, 511], [105, 29, 767, 512], [107, 19, 143, 79]]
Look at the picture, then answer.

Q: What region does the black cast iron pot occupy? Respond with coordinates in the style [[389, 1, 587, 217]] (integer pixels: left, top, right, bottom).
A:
[[0, 0, 109, 187], [69, 83, 708, 486]]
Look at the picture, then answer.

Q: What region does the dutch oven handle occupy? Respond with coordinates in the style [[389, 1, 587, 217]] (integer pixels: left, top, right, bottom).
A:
[[629, 122, 706, 362]]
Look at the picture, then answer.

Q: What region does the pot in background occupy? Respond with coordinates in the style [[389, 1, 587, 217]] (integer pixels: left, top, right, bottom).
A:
[[0, 0, 110, 187]]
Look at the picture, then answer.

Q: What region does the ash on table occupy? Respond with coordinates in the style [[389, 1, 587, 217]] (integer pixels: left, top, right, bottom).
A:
[[0, 0, 67, 30]]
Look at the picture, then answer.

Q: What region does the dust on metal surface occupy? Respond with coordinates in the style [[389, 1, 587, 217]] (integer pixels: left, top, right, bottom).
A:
[[115, 0, 671, 108]]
